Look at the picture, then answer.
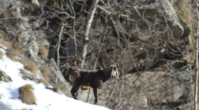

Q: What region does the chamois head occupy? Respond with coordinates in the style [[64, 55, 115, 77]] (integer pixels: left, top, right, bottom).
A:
[[110, 63, 119, 77]]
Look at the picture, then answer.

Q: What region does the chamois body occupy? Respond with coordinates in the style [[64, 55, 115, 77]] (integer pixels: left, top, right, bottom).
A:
[[68, 64, 119, 104]]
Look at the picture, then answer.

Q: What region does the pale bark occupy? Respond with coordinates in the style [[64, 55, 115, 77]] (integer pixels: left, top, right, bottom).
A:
[[81, 0, 99, 68], [57, 25, 64, 65], [82, 0, 100, 103], [194, 0, 199, 110]]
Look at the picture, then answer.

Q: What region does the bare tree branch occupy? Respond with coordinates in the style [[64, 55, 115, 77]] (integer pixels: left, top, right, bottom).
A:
[[194, 0, 199, 109], [93, 16, 109, 69], [81, 0, 100, 68], [57, 25, 64, 65]]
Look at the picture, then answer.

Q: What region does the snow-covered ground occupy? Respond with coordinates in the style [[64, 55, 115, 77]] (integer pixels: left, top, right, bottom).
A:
[[0, 48, 109, 110]]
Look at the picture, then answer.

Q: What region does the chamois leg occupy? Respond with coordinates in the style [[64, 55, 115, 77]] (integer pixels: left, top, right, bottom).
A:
[[93, 87, 98, 104], [71, 86, 79, 99]]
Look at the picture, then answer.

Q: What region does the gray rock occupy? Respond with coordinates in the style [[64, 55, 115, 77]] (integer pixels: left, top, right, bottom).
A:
[[20, 69, 41, 83], [0, 70, 12, 82], [91, 70, 193, 109], [132, 0, 184, 41], [48, 59, 71, 91]]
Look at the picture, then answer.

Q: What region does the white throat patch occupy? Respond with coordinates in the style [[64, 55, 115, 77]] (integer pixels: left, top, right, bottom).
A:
[[111, 69, 118, 76]]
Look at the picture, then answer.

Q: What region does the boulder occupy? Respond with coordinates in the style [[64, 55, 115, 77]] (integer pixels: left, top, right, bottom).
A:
[[0, 70, 12, 82], [48, 59, 71, 91], [91, 69, 193, 109]]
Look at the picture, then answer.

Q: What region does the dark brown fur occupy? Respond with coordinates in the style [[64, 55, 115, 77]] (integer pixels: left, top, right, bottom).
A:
[[69, 65, 119, 104]]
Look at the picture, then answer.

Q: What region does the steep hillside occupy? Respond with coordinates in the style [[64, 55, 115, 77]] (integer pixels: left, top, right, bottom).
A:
[[0, 0, 197, 109], [0, 48, 109, 110]]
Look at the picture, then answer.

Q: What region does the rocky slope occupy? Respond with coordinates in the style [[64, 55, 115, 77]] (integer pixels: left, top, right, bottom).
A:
[[0, 0, 197, 109]]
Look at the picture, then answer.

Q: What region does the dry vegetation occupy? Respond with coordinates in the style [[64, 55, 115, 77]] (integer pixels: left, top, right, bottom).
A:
[[61, 90, 72, 98], [0, 50, 4, 60], [0, 37, 12, 49], [24, 61, 39, 74], [6, 52, 16, 61], [0, 36, 23, 61], [40, 67, 50, 81], [0, 35, 23, 53], [38, 79, 49, 86], [39, 46, 48, 57], [172, 0, 195, 25], [53, 86, 60, 92], [19, 84, 36, 105], [12, 42, 23, 53], [0, 0, 196, 109], [2, 10, 12, 18]]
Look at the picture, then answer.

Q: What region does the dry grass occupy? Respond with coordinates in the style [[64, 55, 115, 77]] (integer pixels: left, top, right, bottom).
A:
[[0, 34, 12, 41], [172, 0, 195, 25], [0, 51, 4, 60], [53, 86, 60, 92], [198, 104, 199, 110], [0, 38, 12, 49], [38, 79, 49, 86], [40, 67, 50, 81], [12, 42, 23, 53], [2, 10, 12, 18], [19, 84, 36, 105], [17, 34, 23, 43], [24, 61, 39, 74], [17, 59, 26, 65], [6, 52, 16, 61], [39, 46, 49, 57], [61, 90, 72, 98]]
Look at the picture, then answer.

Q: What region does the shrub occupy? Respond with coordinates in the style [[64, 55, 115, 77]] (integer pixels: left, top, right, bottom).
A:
[[2, 10, 12, 18], [0, 38, 12, 49], [24, 61, 39, 74], [38, 79, 49, 86], [61, 90, 72, 98], [39, 46, 48, 57], [12, 42, 23, 53], [0, 51, 4, 60], [6, 52, 16, 61], [40, 67, 50, 81], [53, 86, 60, 92], [19, 84, 36, 105]]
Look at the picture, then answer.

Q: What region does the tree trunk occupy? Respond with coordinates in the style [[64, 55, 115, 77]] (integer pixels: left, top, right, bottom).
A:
[[81, 0, 99, 68], [194, 0, 199, 110]]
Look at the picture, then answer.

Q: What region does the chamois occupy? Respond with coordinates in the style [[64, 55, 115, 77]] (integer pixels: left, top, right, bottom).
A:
[[68, 64, 119, 104]]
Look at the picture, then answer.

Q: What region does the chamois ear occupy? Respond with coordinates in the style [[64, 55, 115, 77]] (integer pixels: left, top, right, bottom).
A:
[[111, 63, 119, 68]]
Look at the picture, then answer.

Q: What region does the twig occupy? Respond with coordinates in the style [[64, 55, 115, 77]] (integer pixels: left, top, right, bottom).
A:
[[57, 25, 64, 65], [97, 5, 111, 15], [194, 0, 199, 109], [133, 6, 151, 27], [110, 16, 120, 44], [93, 15, 109, 69]]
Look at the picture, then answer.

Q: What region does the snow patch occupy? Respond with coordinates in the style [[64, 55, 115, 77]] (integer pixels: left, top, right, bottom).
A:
[[0, 48, 109, 110]]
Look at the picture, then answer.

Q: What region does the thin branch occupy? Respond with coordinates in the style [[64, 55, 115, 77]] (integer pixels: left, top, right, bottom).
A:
[[110, 16, 120, 44], [93, 16, 109, 69], [194, 0, 199, 109], [87, 15, 109, 104], [57, 25, 64, 65], [97, 5, 111, 15]]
